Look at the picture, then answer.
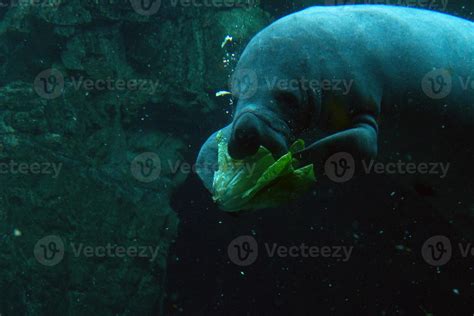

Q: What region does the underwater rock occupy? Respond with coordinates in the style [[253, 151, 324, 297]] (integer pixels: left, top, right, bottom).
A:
[[125, 7, 271, 115], [125, 18, 214, 111], [212, 8, 272, 42], [37, 1, 92, 26], [0, 4, 34, 35], [0, 0, 273, 314], [0, 40, 183, 316], [53, 26, 76, 38], [0, 88, 182, 314], [203, 8, 272, 90], [0, 81, 38, 111], [61, 28, 133, 79]]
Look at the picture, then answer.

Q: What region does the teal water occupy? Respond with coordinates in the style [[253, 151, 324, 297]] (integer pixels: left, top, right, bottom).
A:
[[0, 1, 473, 315]]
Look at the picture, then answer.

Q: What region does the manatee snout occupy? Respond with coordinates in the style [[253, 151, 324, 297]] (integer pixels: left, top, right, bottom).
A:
[[228, 111, 288, 160], [228, 112, 261, 159]]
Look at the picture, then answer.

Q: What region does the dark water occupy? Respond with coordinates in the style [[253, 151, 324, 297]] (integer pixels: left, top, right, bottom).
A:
[[0, 1, 473, 315]]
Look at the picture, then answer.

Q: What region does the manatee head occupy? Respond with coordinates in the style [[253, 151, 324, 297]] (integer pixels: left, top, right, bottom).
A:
[[227, 28, 318, 160], [196, 20, 320, 191]]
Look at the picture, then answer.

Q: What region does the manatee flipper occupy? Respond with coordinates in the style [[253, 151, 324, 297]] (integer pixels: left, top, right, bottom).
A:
[[196, 124, 232, 192], [295, 114, 378, 171]]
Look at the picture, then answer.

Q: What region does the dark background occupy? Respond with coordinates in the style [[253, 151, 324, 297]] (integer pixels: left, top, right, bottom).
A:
[[165, 2, 474, 315]]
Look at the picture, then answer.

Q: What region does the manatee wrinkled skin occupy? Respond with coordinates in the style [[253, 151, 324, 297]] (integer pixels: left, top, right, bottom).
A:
[[196, 5, 474, 214]]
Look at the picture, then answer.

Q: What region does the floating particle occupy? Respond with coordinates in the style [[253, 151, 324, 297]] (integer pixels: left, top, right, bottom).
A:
[[221, 35, 233, 48], [215, 91, 232, 97]]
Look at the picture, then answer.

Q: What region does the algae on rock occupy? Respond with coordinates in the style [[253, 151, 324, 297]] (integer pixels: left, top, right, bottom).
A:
[[0, 1, 273, 314]]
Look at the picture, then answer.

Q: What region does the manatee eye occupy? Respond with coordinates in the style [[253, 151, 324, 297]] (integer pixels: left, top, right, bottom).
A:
[[274, 91, 302, 130], [275, 91, 300, 120], [275, 91, 299, 110]]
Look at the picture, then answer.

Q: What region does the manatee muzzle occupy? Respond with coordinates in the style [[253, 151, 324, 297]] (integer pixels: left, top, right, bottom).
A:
[[228, 111, 289, 160]]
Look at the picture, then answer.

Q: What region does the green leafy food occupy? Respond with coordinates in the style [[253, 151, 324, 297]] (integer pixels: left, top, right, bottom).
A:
[[212, 131, 316, 212]]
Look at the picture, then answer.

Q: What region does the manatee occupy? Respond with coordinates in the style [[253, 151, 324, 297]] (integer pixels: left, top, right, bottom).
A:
[[196, 5, 474, 216]]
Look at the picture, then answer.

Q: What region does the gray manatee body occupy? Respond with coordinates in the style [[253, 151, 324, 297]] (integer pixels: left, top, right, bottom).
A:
[[196, 5, 474, 214]]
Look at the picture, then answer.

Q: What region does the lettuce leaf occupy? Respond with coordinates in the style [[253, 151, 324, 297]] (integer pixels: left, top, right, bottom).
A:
[[212, 131, 316, 212]]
